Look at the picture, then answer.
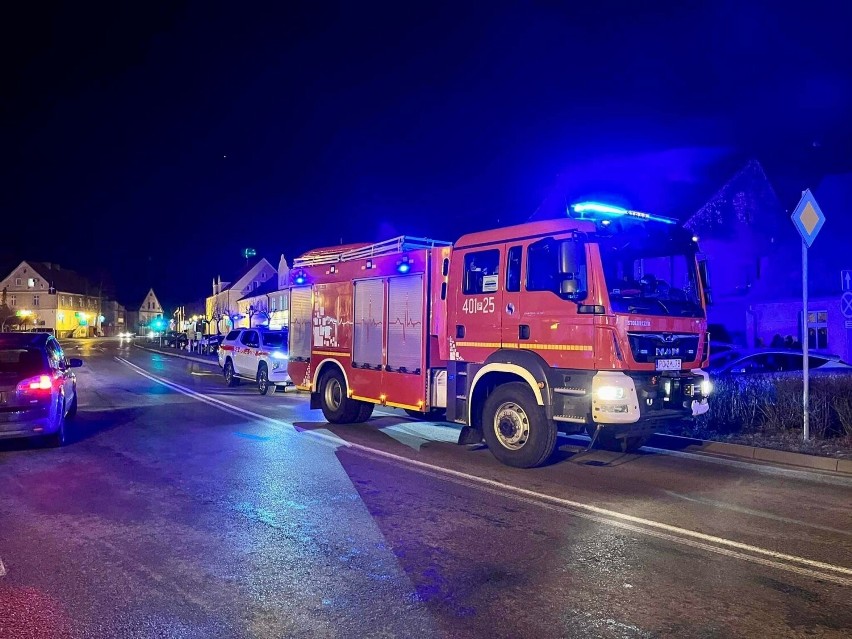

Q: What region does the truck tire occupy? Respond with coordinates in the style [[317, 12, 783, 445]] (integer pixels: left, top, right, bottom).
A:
[[482, 382, 556, 468], [355, 402, 374, 423], [319, 368, 363, 424], [224, 360, 239, 387]]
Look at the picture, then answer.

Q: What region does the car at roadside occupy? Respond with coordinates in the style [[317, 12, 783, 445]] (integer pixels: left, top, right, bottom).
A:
[[0, 332, 82, 446], [708, 348, 852, 377], [218, 328, 291, 394], [160, 331, 188, 348], [200, 334, 224, 355]]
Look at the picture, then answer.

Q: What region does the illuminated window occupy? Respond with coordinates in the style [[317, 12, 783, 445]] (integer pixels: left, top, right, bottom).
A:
[[805, 310, 828, 350]]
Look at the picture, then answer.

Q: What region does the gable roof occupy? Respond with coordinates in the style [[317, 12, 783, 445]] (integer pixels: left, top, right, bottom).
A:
[[219, 257, 274, 292], [237, 278, 279, 301], [23, 262, 99, 295], [684, 160, 785, 241]]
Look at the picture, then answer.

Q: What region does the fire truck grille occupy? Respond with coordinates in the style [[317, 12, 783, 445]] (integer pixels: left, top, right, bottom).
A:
[[626, 332, 700, 364]]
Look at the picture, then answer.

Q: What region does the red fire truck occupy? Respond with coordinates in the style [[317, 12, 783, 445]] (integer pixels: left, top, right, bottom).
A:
[[287, 202, 711, 468]]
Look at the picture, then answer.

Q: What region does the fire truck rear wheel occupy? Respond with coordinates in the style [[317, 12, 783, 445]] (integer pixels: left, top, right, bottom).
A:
[[482, 382, 556, 468], [319, 368, 362, 424], [355, 403, 374, 423]]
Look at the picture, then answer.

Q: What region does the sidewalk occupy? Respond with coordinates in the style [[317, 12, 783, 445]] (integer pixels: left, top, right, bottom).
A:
[[133, 341, 220, 367]]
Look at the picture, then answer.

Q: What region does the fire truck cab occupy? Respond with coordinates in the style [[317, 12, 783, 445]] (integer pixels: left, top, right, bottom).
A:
[[287, 204, 711, 468]]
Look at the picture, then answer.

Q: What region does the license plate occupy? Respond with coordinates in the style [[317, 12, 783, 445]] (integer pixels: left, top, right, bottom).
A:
[[655, 358, 682, 371]]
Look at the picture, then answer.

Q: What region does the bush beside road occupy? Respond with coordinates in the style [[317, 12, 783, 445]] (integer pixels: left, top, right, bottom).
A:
[[663, 373, 852, 460]]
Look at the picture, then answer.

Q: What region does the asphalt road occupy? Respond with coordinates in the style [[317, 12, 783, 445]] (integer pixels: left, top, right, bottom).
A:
[[1, 338, 850, 639]]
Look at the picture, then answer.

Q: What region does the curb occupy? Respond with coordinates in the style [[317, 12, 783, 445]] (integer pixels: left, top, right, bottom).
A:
[[646, 433, 852, 475], [129, 343, 851, 476], [133, 343, 220, 367]]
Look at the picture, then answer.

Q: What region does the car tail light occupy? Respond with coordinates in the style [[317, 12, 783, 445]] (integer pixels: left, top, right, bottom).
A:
[[17, 374, 57, 394]]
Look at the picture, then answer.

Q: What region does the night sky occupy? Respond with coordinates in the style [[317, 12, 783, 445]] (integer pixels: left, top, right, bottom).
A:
[[3, 2, 852, 310]]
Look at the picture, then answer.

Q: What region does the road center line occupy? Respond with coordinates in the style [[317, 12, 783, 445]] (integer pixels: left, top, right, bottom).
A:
[[115, 356, 852, 587]]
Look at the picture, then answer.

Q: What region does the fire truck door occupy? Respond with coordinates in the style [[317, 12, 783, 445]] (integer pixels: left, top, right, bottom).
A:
[[502, 244, 524, 347], [451, 245, 504, 363], [519, 236, 595, 368]]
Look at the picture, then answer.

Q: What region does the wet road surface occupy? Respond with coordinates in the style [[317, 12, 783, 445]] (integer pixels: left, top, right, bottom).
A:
[[1, 338, 850, 638]]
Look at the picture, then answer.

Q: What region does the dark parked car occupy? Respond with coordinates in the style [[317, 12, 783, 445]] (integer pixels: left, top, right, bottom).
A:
[[201, 334, 224, 355], [708, 349, 852, 377], [161, 331, 188, 348], [0, 332, 82, 446]]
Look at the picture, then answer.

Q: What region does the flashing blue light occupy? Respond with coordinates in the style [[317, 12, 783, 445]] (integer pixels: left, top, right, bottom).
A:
[[397, 262, 411, 274], [295, 275, 306, 285], [572, 202, 627, 216], [571, 201, 677, 225]]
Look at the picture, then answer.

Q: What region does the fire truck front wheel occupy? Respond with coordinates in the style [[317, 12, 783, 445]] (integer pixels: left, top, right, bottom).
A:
[[482, 382, 556, 468], [319, 368, 365, 424]]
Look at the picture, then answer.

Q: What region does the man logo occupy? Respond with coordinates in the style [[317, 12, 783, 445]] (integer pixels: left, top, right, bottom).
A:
[[656, 347, 680, 357]]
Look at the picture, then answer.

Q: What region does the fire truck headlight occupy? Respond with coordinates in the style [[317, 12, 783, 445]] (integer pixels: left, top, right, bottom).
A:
[[700, 380, 713, 396], [596, 386, 625, 401]]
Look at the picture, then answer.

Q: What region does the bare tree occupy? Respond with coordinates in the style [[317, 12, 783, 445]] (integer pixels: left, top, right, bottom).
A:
[[248, 299, 269, 327], [0, 287, 12, 330], [210, 299, 229, 334], [227, 307, 241, 330]]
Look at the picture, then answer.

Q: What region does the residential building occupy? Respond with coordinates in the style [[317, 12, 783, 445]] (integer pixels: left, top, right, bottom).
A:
[[686, 164, 852, 362], [101, 299, 128, 336], [236, 255, 291, 329], [0, 262, 104, 337], [125, 289, 165, 334], [237, 279, 280, 328], [205, 258, 277, 334]]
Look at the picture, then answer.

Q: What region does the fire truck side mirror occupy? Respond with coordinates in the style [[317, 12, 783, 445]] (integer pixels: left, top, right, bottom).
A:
[[697, 256, 712, 306], [559, 239, 587, 301]]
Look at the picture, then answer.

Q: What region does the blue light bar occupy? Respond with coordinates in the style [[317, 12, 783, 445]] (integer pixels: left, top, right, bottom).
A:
[[571, 201, 677, 225]]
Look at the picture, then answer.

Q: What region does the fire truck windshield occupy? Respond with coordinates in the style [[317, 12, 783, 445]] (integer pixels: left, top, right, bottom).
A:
[[600, 245, 703, 318]]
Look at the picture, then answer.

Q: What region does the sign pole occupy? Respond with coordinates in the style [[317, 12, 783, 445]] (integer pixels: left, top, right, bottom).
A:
[[790, 188, 825, 443], [802, 239, 809, 442]]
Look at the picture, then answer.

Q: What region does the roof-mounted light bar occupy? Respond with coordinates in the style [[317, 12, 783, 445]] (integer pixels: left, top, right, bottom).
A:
[[571, 201, 677, 225]]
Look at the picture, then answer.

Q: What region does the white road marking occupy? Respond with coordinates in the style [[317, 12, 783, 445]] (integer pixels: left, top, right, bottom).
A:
[[0, 557, 6, 577], [115, 356, 852, 587]]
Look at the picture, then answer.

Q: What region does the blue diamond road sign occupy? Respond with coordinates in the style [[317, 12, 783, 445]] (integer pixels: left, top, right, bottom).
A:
[[791, 189, 825, 248]]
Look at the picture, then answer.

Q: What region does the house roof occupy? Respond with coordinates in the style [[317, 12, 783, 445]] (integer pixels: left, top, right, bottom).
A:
[[237, 278, 279, 301], [684, 160, 785, 241], [219, 257, 270, 292], [119, 287, 161, 311], [26, 262, 99, 295]]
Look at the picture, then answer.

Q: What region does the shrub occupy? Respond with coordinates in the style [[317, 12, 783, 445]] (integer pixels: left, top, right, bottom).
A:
[[698, 372, 852, 441]]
